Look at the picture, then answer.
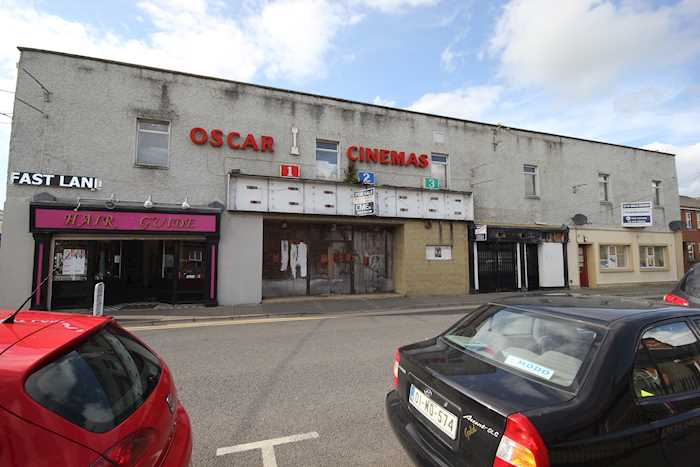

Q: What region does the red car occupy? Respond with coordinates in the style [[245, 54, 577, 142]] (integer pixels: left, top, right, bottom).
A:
[[0, 309, 192, 466]]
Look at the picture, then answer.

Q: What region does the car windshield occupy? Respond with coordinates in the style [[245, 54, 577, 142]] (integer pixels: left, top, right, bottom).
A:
[[443, 306, 602, 388]]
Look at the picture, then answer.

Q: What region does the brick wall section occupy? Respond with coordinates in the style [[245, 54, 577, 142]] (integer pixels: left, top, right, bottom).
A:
[[394, 220, 469, 295], [681, 208, 700, 272]]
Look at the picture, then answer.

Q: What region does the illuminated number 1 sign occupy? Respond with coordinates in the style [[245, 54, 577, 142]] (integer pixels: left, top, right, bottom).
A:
[[280, 164, 300, 178]]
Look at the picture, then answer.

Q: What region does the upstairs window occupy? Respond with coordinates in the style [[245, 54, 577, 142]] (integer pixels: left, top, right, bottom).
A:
[[687, 212, 693, 229], [316, 140, 338, 179], [652, 180, 662, 206], [136, 119, 170, 168], [430, 153, 448, 189], [640, 246, 666, 269], [599, 173, 610, 202], [523, 164, 538, 197]]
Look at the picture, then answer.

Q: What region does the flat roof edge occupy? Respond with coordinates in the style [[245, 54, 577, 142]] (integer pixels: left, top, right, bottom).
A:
[[17, 46, 676, 158]]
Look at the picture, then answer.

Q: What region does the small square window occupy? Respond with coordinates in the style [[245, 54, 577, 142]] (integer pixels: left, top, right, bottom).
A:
[[316, 140, 338, 179], [136, 119, 170, 168], [523, 164, 538, 197], [431, 153, 448, 188]]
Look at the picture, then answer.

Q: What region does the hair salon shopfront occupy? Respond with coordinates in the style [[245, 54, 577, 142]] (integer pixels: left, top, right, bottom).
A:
[[29, 203, 220, 310]]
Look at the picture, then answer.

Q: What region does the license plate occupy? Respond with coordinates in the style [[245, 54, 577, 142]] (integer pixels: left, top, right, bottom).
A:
[[409, 385, 458, 440]]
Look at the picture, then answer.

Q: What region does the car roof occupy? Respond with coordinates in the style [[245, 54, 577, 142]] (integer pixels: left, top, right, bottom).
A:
[[0, 309, 110, 358], [490, 294, 699, 326]]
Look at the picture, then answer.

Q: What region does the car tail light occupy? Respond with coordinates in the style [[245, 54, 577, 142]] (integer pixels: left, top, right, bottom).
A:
[[493, 413, 549, 467], [663, 293, 689, 307], [90, 428, 158, 467], [392, 349, 400, 387]]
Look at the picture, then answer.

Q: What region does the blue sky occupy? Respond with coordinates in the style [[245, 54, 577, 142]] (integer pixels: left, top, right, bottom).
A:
[[1, 0, 699, 206]]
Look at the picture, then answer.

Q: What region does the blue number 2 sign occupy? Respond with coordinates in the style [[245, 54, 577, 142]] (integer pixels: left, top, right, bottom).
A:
[[358, 171, 376, 185]]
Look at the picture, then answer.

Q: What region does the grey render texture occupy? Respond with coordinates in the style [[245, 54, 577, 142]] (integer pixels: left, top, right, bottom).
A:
[[0, 48, 681, 307]]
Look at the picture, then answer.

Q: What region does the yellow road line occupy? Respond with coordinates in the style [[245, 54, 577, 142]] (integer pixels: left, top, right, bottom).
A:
[[125, 304, 476, 332]]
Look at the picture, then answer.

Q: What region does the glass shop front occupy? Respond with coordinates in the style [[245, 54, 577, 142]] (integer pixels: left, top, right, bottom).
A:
[[30, 205, 220, 310], [262, 220, 394, 298]]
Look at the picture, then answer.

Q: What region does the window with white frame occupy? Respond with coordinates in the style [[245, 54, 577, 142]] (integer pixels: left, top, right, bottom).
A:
[[136, 119, 170, 168], [523, 164, 538, 197], [697, 213, 700, 229], [687, 211, 693, 229], [599, 173, 610, 202], [315, 140, 339, 179], [599, 245, 629, 269], [652, 180, 662, 206], [640, 246, 666, 269], [688, 243, 695, 262], [431, 153, 448, 188]]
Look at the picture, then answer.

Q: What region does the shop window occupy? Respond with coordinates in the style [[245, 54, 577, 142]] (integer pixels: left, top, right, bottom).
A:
[[640, 246, 666, 269], [315, 140, 338, 179], [599, 173, 610, 202], [599, 245, 629, 269], [652, 180, 662, 206], [53, 241, 90, 282], [633, 321, 700, 398], [523, 164, 538, 197], [430, 153, 448, 189], [687, 211, 693, 229], [136, 119, 170, 168]]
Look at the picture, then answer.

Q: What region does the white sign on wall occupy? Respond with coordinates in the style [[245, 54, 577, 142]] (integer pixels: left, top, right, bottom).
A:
[[353, 188, 376, 216], [621, 201, 653, 227], [475, 224, 487, 241], [11, 171, 102, 190], [426, 245, 452, 261]]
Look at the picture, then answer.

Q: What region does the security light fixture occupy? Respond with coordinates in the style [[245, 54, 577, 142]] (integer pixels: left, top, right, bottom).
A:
[[144, 195, 154, 209]]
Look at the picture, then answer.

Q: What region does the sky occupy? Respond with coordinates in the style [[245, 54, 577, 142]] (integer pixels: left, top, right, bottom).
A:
[[1, 0, 699, 207]]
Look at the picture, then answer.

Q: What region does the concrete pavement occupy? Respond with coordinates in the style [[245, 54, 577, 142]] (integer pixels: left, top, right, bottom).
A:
[[112, 284, 672, 326]]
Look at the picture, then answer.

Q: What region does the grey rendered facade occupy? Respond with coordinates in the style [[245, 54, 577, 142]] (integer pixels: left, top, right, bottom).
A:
[[0, 48, 683, 309]]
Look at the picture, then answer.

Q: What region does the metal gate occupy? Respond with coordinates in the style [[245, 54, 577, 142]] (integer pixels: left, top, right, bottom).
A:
[[477, 242, 517, 292]]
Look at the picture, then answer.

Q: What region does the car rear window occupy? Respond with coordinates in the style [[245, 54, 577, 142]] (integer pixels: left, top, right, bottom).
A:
[[25, 324, 161, 433], [443, 306, 602, 389]]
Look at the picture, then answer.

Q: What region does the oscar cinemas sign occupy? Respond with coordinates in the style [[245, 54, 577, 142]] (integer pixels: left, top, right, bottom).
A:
[[11, 171, 102, 190]]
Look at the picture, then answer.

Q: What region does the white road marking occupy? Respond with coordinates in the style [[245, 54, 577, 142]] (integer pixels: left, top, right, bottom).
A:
[[216, 431, 320, 467], [124, 304, 478, 332]]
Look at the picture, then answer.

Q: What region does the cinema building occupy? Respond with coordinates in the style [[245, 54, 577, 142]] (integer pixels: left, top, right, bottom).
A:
[[0, 48, 684, 310]]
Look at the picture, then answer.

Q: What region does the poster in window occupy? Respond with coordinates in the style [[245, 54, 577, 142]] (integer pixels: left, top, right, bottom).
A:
[[62, 249, 87, 275]]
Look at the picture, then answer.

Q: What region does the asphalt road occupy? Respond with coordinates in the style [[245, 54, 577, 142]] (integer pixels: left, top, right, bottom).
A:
[[134, 310, 465, 467]]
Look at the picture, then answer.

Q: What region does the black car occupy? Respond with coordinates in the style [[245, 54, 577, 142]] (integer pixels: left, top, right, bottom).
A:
[[664, 263, 700, 307], [386, 295, 700, 467]]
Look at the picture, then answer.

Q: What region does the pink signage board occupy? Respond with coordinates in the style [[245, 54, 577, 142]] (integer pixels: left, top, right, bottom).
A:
[[33, 208, 217, 233]]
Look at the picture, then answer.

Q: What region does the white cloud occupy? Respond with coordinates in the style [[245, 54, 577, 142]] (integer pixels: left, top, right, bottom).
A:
[[643, 142, 700, 197], [408, 85, 502, 120], [440, 46, 456, 72], [372, 95, 396, 106], [489, 0, 700, 95], [355, 0, 439, 13]]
